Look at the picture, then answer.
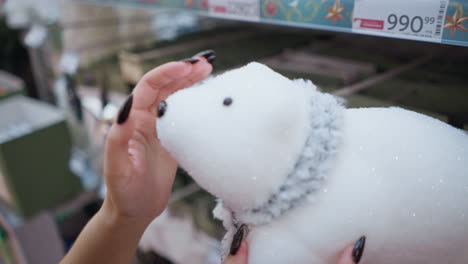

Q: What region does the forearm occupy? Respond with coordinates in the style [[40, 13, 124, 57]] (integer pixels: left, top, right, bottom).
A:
[[61, 199, 150, 264]]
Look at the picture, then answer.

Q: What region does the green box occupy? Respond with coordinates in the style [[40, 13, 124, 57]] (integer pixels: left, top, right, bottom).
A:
[[0, 71, 25, 101], [0, 96, 82, 218]]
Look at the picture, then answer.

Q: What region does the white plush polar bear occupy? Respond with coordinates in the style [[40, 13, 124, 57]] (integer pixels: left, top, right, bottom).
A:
[[156, 62, 468, 264]]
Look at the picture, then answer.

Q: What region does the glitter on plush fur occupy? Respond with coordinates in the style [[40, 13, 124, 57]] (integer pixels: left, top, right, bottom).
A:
[[214, 80, 344, 257], [157, 62, 468, 264]]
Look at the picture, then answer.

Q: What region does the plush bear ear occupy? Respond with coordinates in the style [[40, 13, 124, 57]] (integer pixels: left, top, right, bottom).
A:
[[334, 96, 347, 107], [291, 78, 347, 107], [291, 78, 318, 91]]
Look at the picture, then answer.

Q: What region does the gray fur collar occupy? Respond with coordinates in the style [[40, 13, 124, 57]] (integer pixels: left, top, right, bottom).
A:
[[215, 81, 344, 257]]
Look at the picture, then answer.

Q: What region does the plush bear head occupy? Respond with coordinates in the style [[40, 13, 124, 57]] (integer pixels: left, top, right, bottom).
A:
[[156, 62, 316, 212]]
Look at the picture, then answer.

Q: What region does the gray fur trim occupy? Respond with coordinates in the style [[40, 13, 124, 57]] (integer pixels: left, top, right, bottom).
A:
[[231, 80, 344, 226]]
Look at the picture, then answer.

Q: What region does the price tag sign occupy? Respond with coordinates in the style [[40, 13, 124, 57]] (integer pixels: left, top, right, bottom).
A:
[[209, 0, 260, 21], [352, 0, 449, 42]]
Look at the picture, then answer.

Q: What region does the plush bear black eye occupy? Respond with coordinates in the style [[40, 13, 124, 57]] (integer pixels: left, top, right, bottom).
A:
[[157, 100, 167, 117], [223, 97, 233, 106]]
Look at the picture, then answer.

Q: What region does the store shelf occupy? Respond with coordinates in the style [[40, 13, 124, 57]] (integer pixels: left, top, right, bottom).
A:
[[75, 0, 468, 47]]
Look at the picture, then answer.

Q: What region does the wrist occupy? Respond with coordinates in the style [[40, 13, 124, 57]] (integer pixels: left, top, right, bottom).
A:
[[98, 198, 153, 236]]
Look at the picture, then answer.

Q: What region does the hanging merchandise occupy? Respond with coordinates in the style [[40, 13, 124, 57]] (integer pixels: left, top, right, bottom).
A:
[[23, 24, 47, 48], [3, 0, 60, 28], [59, 52, 81, 75], [53, 74, 101, 192]]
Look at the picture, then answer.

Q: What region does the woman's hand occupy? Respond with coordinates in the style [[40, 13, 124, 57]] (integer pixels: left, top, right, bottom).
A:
[[223, 237, 366, 264], [61, 51, 215, 264], [102, 52, 213, 226]]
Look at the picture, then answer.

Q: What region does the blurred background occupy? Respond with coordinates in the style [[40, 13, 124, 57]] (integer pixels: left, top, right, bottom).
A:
[[0, 0, 467, 263]]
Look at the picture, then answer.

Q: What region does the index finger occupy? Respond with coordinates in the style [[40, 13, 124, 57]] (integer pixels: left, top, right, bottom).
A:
[[131, 61, 193, 111]]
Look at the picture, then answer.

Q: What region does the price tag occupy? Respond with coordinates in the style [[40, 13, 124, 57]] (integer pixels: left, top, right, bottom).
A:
[[352, 0, 449, 42], [209, 0, 260, 21]]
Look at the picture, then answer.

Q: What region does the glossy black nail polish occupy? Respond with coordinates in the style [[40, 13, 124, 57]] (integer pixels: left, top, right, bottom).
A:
[[117, 94, 133, 124], [207, 55, 216, 65], [194, 49, 215, 59], [352, 236, 366, 263], [230, 224, 246, 255], [180, 58, 199, 64]]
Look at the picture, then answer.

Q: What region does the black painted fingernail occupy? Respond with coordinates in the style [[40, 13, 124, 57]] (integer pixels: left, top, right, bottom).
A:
[[352, 236, 366, 263], [207, 55, 216, 65], [180, 58, 199, 64], [194, 49, 215, 59], [117, 94, 133, 124], [157, 100, 167, 118], [230, 224, 246, 255]]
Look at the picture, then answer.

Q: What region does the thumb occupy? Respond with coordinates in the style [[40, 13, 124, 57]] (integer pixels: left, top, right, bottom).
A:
[[337, 236, 366, 264], [223, 240, 248, 264], [336, 245, 355, 264]]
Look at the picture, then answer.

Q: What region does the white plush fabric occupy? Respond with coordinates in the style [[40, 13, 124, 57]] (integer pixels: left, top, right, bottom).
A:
[[157, 63, 468, 264], [157, 62, 313, 212], [232, 79, 344, 225], [212, 80, 344, 258]]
